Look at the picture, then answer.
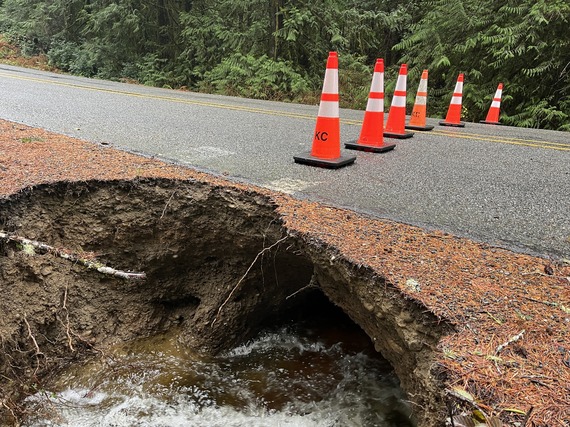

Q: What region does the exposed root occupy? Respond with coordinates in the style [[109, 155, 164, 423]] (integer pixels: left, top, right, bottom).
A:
[[286, 273, 318, 300], [159, 190, 177, 220], [23, 316, 43, 375], [211, 235, 288, 326], [59, 286, 75, 353]]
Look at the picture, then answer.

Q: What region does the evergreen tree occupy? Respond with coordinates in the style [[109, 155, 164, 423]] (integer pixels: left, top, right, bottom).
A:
[[394, 0, 570, 129]]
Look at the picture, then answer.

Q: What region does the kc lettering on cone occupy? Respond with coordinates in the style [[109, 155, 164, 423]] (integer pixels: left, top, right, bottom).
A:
[[406, 69, 434, 131], [294, 52, 356, 169]]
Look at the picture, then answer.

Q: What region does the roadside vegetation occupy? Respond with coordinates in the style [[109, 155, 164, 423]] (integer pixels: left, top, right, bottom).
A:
[[0, 0, 568, 130]]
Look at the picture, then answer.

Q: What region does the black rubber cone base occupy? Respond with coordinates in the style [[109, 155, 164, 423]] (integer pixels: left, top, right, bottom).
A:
[[405, 124, 434, 131], [439, 120, 465, 127], [345, 140, 395, 153], [293, 151, 356, 169], [480, 120, 501, 125], [383, 131, 414, 139]]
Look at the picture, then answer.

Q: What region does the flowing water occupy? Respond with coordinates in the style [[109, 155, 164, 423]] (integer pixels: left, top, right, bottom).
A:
[[24, 311, 415, 427]]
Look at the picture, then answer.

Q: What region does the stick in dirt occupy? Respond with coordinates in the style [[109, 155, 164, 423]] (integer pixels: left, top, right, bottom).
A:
[[0, 231, 146, 280]]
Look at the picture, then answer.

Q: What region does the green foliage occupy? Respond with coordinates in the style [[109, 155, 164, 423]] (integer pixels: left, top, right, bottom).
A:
[[394, 0, 570, 130], [0, 0, 87, 55], [178, 0, 416, 104], [274, 0, 415, 75], [0, 0, 190, 80], [199, 53, 310, 101], [47, 40, 96, 76], [338, 53, 379, 109], [0, 0, 568, 130]]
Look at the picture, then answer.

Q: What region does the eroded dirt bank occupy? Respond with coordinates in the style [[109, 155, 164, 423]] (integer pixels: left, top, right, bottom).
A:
[[0, 178, 450, 426]]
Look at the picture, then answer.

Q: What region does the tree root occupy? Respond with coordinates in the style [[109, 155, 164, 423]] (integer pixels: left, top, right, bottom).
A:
[[211, 235, 288, 326], [23, 316, 44, 376]]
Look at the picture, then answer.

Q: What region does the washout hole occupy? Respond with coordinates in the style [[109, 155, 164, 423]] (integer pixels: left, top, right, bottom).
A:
[[22, 292, 415, 427], [0, 179, 437, 426]]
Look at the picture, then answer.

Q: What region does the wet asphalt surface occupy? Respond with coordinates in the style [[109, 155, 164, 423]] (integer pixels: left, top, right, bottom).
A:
[[1, 64, 569, 259]]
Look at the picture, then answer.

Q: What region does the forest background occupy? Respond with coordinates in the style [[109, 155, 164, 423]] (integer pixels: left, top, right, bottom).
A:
[[0, 0, 568, 130]]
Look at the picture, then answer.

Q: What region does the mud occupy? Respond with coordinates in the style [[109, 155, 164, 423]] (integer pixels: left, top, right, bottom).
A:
[[0, 178, 452, 426]]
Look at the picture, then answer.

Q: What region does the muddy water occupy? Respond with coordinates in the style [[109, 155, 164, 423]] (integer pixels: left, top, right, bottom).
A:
[[23, 314, 414, 427]]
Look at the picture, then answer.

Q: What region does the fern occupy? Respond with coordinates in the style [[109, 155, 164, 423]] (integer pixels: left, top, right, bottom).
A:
[[200, 53, 309, 101]]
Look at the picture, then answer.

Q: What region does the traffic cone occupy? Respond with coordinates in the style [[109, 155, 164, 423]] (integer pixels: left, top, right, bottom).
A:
[[345, 59, 395, 153], [480, 83, 503, 125], [384, 63, 413, 139], [294, 52, 356, 169], [439, 73, 465, 127], [405, 69, 434, 131]]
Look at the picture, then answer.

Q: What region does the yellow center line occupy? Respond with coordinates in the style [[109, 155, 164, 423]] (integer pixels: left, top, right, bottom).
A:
[[2, 71, 568, 152], [432, 130, 570, 151], [0, 71, 318, 121], [432, 129, 570, 148]]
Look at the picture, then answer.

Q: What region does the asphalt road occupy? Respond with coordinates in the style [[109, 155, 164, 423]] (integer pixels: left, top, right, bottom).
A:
[[1, 64, 569, 259]]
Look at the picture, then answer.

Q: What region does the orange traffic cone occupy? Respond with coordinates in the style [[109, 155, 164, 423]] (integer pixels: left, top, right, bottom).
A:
[[384, 64, 413, 139], [480, 83, 503, 125], [405, 69, 434, 131], [294, 52, 356, 169], [439, 73, 465, 127], [345, 59, 395, 153]]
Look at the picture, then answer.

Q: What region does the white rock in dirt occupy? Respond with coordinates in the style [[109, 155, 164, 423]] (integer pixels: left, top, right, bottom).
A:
[[405, 279, 421, 292]]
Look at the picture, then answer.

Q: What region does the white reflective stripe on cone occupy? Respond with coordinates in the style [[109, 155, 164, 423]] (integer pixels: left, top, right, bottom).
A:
[[414, 95, 427, 106], [391, 95, 406, 108], [395, 76, 406, 92], [366, 98, 383, 112], [450, 96, 462, 105], [318, 100, 340, 118], [371, 74, 384, 93], [418, 79, 428, 93], [491, 100, 501, 108], [322, 69, 339, 94]]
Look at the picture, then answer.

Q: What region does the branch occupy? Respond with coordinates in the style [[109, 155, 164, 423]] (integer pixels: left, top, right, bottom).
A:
[[495, 329, 525, 355], [0, 231, 146, 280]]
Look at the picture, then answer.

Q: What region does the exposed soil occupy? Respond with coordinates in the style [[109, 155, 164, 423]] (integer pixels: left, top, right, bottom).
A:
[[0, 120, 569, 427]]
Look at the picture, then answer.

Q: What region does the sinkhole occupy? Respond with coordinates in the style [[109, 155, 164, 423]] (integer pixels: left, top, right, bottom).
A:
[[0, 178, 450, 426]]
